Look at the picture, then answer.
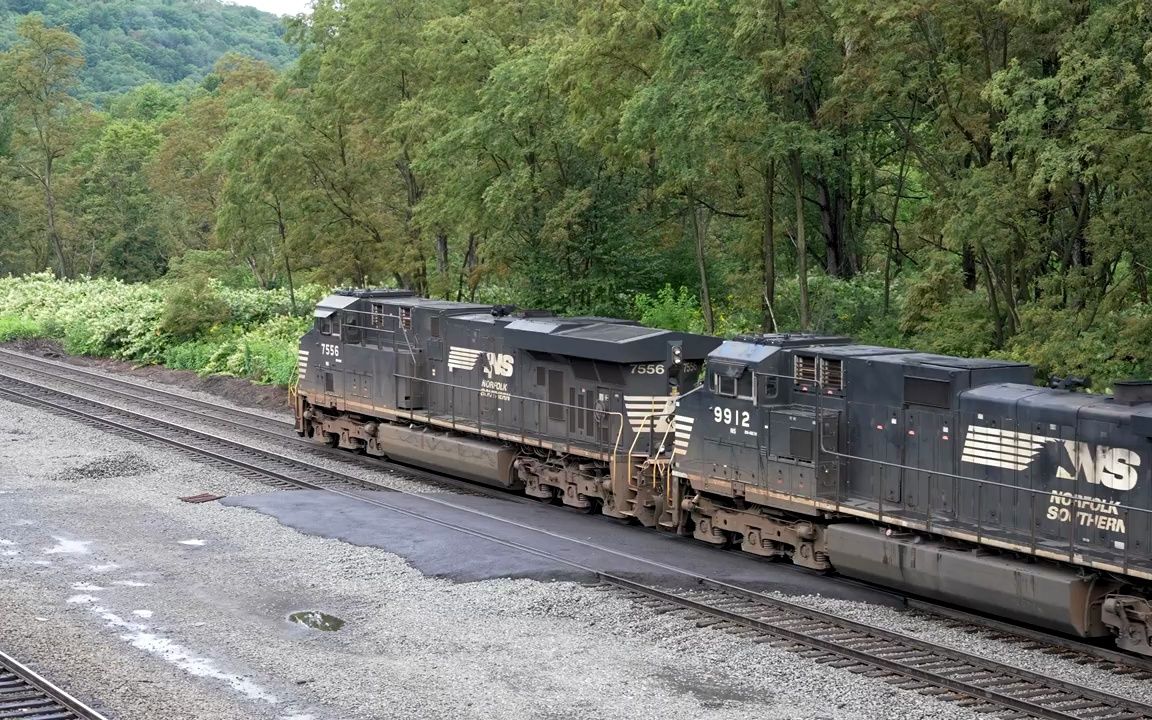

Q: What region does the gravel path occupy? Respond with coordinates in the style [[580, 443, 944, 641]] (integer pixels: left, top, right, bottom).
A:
[[0, 397, 992, 720]]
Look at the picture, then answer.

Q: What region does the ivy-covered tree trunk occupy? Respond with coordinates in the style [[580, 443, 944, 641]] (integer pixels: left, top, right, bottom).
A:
[[692, 204, 715, 334], [762, 160, 777, 331], [41, 158, 70, 278], [792, 152, 810, 331]]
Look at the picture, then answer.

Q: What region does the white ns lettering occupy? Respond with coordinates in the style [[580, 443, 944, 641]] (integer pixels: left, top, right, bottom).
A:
[[1056, 441, 1140, 491], [484, 353, 514, 378]]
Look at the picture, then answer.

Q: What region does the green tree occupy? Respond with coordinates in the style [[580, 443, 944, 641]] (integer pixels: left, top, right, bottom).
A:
[[75, 119, 164, 280], [0, 15, 83, 277], [216, 96, 308, 309]]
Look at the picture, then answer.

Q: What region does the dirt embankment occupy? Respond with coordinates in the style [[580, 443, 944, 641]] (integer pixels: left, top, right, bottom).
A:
[[2, 339, 290, 413]]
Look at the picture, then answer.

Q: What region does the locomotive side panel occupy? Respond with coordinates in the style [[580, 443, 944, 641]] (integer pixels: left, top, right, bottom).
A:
[[296, 293, 1152, 652], [957, 386, 1152, 577]]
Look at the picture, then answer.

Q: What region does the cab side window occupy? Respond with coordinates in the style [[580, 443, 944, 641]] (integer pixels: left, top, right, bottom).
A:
[[711, 373, 737, 397], [755, 373, 779, 405], [737, 373, 753, 400], [343, 311, 361, 345], [319, 314, 340, 337]]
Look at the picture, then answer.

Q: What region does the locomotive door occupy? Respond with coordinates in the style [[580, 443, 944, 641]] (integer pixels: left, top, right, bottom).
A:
[[426, 328, 444, 410], [852, 404, 902, 512], [901, 408, 955, 525], [594, 387, 620, 451], [480, 376, 499, 428], [317, 311, 345, 408], [479, 340, 508, 429]]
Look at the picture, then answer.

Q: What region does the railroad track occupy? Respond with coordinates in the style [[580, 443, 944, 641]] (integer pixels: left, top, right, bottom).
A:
[[604, 580, 1152, 720], [0, 371, 388, 493], [0, 349, 490, 496], [0, 648, 108, 720], [2, 363, 1151, 719], [906, 601, 1152, 682], [5, 349, 1152, 676]]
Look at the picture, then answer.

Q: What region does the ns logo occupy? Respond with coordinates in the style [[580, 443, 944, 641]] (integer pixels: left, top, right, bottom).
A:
[[961, 425, 1142, 492], [1054, 441, 1140, 492], [446, 346, 514, 377], [483, 352, 514, 378]]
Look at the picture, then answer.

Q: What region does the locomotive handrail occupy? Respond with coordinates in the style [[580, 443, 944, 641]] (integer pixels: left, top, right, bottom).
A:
[[806, 378, 1148, 573], [627, 384, 705, 461], [681, 364, 1147, 573], [388, 370, 628, 466]]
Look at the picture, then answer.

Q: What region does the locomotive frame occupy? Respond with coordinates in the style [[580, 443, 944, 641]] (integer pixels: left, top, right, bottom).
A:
[[294, 289, 1152, 656]]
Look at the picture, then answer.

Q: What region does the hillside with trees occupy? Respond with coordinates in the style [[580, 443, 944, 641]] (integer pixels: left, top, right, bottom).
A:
[[0, 0, 1151, 389], [0, 0, 295, 102]]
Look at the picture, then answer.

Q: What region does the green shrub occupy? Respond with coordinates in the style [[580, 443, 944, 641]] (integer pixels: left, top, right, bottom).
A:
[[634, 285, 705, 333], [0, 273, 317, 386], [159, 281, 233, 340], [0, 315, 44, 341], [161, 340, 218, 371]]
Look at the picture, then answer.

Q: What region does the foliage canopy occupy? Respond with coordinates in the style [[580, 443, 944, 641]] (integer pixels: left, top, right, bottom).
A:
[[1, 0, 1152, 390]]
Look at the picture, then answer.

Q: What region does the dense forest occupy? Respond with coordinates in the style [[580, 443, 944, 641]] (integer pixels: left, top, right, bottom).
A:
[[0, 0, 295, 101], [1, 0, 1151, 388]]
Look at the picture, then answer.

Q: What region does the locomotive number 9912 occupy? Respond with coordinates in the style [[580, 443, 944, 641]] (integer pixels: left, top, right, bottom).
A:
[[713, 406, 751, 428]]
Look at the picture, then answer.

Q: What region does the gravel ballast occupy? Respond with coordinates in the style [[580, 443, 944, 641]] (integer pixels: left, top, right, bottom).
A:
[[0, 397, 996, 720], [765, 592, 1152, 704], [0, 360, 458, 496]]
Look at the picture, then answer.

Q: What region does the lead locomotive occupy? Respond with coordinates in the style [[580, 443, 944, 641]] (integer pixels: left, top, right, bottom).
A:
[[294, 290, 1152, 654]]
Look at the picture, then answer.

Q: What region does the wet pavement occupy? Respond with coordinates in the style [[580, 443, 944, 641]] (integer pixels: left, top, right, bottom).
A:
[[224, 489, 902, 605], [0, 395, 977, 720]]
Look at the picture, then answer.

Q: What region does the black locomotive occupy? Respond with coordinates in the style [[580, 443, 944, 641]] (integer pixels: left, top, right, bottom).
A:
[[294, 289, 1152, 654]]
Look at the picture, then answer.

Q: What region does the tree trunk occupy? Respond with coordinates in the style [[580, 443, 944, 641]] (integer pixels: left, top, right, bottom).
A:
[[791, 152, 810, 330], [962, 241, 977, 290], [396, 148, 427, 295], [816, 177, 847, 278], [433, 229, 451, 299], [274, 200, 296, 314], [692, 204, 715, 334], [457, 232, 479, 302], [42, 157, 69, 278], [979, 250, 1004, 346], [884, 127, 912, 315], [762, 160, 777, 331]]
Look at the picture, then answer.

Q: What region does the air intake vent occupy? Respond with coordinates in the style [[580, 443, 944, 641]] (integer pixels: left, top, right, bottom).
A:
[[1114, 380, 1152, 405], [819, 358, 843, 393], [794, 355, 818, 386]]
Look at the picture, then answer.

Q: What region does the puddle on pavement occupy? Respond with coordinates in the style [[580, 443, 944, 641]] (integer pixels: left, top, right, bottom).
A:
[[288, 611, 345, 632], [45, 538, 92, 555]]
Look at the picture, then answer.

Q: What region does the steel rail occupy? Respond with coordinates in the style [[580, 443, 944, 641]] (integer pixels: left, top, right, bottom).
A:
[[0, 353, 492, 497], [0, 647, 109, 720], [6, 349, 1152, 676], [2, 373, 1151, 719]]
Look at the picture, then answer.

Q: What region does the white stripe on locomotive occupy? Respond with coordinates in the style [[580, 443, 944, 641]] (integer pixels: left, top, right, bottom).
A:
[[447, 346, 484, 372]]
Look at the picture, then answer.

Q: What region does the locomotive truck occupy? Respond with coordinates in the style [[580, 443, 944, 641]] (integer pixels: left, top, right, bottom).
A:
[[294, 289, 1152, 655]]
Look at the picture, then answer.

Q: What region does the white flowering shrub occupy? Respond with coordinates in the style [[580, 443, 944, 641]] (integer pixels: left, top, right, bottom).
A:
[[0, 273, 318, 386]]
